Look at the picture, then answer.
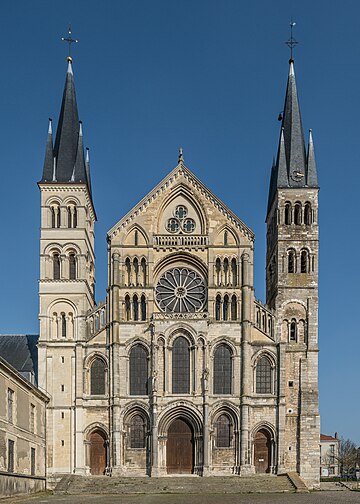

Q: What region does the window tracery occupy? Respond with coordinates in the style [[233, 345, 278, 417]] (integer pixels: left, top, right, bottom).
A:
[[166, 205, 196, 234]]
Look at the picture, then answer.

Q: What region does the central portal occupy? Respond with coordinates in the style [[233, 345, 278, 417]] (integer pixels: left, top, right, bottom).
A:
[[166, 418, 194, 474]]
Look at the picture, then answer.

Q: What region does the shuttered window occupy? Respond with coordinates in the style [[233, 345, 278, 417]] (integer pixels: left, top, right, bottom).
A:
[[90, 358, 106, 395], [172, 337, 190, 394], [130, 345, 148, 395], [213, 344, 232, 394]]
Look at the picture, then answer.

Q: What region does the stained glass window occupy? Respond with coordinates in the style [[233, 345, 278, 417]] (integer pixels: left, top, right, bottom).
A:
[[172, 336, 190, 394], [213, 344, 232, 394]]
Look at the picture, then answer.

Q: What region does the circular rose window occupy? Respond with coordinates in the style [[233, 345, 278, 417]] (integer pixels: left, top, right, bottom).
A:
[[155, 267, 206, 313]]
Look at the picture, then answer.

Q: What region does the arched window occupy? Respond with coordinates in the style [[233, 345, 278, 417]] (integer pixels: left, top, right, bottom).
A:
[[304, 203, 312, 225], [53, 253, 60, 280], [69, 253, 76, 280], [231, 295, 237, 321], [67, 207, 72, 228], [90, 357, 106, 395], [172, 336, 190, 394], [256, 355, 272, 394], [213, 344, 232, 394], [215, 258, 221, 286], [129, 414, 146, 448], [129, 345, 148, 395], [125, 258, 131, 286], [125, 295, 131, 321], [224, 231, 228, 246], [215, 414, 232, 447], [141, 258, 146, 287], [133, 295, 139, 321], [223, 294, 229, 321], [141, 295, 146, 321], [223, 258, 229, 285], [73, 207, 77, 228], [284, 202, 291, 225], [294, 203, 301, 225], [288, 250, 295, 273], [301, 250, 308, 273], [134, 230, 138, 246], [215, 295, 221, 321], [61, 313, 66, 338], [231, 258, 237, 287], [133, 258, 139, 286], [290, 320, 297, 342], [51, 207, 56, 228]]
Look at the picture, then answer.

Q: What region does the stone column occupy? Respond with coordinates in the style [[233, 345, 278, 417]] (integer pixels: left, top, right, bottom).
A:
[[202, 368, 210, 475]]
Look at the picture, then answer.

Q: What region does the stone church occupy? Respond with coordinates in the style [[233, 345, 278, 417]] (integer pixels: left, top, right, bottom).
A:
[[37, 55, 319, 487]]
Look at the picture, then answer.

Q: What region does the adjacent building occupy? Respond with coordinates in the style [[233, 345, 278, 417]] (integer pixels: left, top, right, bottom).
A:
[[320, 433, 340, 477]]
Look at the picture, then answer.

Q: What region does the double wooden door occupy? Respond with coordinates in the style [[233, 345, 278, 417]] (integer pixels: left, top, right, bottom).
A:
[[90, 431, 107, 475], [166, 418, 194, 474], [254, 429, 271, 473]]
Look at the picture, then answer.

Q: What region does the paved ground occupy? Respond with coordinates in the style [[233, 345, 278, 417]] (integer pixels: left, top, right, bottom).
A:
[[5, 491, 360, 504]]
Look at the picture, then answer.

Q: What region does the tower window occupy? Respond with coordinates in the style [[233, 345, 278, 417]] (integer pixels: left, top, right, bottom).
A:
[[224, 231, 228, 246], [69, 253, 76, 280], [294, 203, 301, 225], [256, 355, 272, 394], [133, 294, 139, 321], [141, 295, 146, 321], [134, 230, 138, 246], [231, 258, 237, 287], [61, 313, 66, 338], [288, 250, 295, 273], [231, 295, 237, 321], [141, 258, 147, 287], [284, 203, 291, 225], [215, 295, 221, 321], [215, 258, 221, 286], [125, 295, 131, 321], [304, 203, 312, 225], [300, 250, 308, 273], [290, 320, 297, 342], [53, 253, 60, 280], [223, 294, 229, 321], [130, 345, 148, 395], [172, 336, 190, 394], [90, 357, 106, 395]]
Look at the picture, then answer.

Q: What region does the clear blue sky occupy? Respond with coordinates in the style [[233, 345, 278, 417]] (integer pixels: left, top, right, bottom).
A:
[[0, 0, 358, 444]]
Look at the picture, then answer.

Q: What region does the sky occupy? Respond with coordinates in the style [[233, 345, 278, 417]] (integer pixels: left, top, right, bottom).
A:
[[0, 0, 359, 444]]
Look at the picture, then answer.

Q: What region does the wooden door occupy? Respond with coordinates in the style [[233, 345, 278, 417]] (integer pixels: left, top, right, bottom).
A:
[[254, 429, 271, 473], [166, 418, 194, 474], [90, 431, 106, 475]]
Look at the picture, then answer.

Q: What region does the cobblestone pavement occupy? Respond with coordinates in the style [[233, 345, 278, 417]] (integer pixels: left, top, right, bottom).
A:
[[5, 491, 360, 504]]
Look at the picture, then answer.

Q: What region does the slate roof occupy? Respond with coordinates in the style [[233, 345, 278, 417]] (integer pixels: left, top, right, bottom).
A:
[[40, 59, 92, 199], [0, 334, 39, 384], [267, 59, 319, 217]]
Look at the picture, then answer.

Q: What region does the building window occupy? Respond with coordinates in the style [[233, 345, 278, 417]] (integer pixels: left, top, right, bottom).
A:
[[215, 414, 231, 448], [51, 205, 60, 228], [223, 294, 229, 321], [90, 357, 106, 395], [223, 258, 229, 285], [30, 404, 35, 433], [61, 313, 66, 338], [231, 258, 237, 286], [8, 440, 14, 473], [69, 253, 76, 279], [224, 231, 228, 246], [215, 295, 221, 321], [125, 295, 131, 321], [172, 336, 190, 394], [133, 294, 139, 321], [134, 230, 138, 246], [231, 295, 237, 321], [215, 258, 221, 286], [256, 355, 272, 394], [141, 295, 146, 321], [31, 447, 36, 476], [141, 258, 147, 287], [294, 203, 301, 225], [289, 320, 297, 342], [304, 203, 312, 225], [125, 258, 131, 286], [300, 250, 308, 273], [129, 414, 146, 448], [288, 250, 295, 273], [284, 203, 291, 225], [53, 253, 60, 279], [213, 344, 232, 394], [130, 345, 148, 395], [7, 388, 14, 423]]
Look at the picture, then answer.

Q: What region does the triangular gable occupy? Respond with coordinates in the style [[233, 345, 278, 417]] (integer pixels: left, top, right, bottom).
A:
[[107, 162, 254, 241]]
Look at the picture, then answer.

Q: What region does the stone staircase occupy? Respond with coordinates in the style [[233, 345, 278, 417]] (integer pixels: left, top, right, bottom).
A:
[[54, 474, 298, 495]]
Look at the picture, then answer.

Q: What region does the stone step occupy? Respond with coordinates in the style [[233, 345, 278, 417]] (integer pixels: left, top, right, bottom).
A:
[[54, 474, 296, 495]]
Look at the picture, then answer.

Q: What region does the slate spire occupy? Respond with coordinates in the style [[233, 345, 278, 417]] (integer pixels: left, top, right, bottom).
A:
[[40, 58, 92, 195], [267, 59, 318, 215], [42, 118, 54, 182]]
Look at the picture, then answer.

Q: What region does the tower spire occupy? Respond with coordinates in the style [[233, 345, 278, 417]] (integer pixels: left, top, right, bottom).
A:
[[42, 118, 54, 182]]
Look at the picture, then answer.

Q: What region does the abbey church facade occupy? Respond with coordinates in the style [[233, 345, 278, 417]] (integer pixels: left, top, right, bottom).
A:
[[36, 56, 319, 487]]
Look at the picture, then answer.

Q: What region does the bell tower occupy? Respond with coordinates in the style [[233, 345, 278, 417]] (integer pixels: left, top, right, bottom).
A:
[[37, 57, 96, 477], [266, 58, 320, 487]]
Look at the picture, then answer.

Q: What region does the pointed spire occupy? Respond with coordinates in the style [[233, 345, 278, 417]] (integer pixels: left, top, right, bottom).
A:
[[85, 147, 92, 195], [280, 59, 307, 186], [306, 129, 318, 187], [178, 147, 184, 164], [73, 121, 87, 183], [52, 57, 80, 183], [42, 118, 54, 182]]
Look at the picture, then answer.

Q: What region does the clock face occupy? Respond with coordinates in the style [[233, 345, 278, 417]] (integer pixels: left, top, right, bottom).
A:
[[155, 267, 206, 313]]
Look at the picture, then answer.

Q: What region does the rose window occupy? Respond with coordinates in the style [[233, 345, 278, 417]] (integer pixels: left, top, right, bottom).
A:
[[166, 205, 196, 234], [155, 267, 206, 313]]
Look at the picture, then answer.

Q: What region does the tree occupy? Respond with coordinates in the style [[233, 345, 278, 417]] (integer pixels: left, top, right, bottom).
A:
[[336, 438, 358, 476]]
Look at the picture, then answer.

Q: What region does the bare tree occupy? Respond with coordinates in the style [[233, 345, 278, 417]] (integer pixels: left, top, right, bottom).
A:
[[336, 438, 358, 476]]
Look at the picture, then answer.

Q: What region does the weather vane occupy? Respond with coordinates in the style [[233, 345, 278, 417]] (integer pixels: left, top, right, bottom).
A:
[[285, 20, 298, 61], [61, 26, 79, 60]]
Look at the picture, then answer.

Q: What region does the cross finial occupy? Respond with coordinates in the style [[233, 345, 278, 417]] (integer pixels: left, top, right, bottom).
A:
[[285, 20, 298, 62], [178, 147, 184, 163], [61, 26, 79, 61]]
